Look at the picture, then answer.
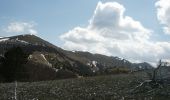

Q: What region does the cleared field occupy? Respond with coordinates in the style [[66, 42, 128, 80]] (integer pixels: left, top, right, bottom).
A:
[[0, 71, 170, 100]]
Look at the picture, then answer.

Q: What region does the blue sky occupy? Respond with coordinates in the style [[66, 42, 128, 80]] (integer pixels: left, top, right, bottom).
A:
[[0, 0, 163, 42], [0, 0, 170, 65]]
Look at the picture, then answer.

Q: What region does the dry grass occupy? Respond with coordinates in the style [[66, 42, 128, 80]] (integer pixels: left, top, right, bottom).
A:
[[0, 71, 170, 100]]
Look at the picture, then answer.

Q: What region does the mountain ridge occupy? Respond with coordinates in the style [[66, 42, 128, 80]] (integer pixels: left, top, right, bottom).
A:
[[0, 34, 153, 82]]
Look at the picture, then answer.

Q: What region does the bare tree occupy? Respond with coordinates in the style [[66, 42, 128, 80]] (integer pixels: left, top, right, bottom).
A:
[[152, 60, 162, 81], [152, 59, 169, 81]]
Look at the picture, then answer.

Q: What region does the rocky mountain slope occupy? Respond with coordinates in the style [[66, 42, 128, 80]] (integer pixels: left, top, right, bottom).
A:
[[0, 34, 153, 82]]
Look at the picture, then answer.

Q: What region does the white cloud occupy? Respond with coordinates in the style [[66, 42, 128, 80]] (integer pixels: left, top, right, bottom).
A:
[[155, 0, 170, 34], [4, 21, 38, 35], [60, 1, 170, 65]]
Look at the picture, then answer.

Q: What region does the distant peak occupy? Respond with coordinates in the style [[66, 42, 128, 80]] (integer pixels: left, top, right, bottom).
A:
[[24, 33, 37, 36], [20, 34, 36, 37]]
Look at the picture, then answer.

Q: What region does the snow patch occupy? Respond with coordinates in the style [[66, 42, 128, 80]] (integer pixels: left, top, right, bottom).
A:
[[17, 39, 29, 44], [0, 38, 9, 42], [92, 61, 97, 67], [87, 60, 99, 73], [139, 66, 142, 69], [40, 54, 47, 61], [40, 54, 52, 67], [72, 50, 76, 52], [115, 57, 123, 60], [28, 55, 33, 59], [123, 59, 127, 63]]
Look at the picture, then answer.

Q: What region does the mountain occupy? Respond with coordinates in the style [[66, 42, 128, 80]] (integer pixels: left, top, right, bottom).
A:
[[0, 34, 153, 82]]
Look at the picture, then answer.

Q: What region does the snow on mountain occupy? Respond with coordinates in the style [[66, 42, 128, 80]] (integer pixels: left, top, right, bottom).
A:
[[0, 38, 9, 42], [16, 39, 29, 44], [87, 60, 99, 73]]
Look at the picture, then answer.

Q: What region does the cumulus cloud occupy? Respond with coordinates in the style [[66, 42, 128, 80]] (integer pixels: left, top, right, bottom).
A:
[[4, 21, 38, 35], [60, 1, 170, 65], [156, 0, 170, 34]]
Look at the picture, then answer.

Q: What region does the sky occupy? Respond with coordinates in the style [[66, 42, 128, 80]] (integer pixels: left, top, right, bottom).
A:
[[0, 0, 170, 65]]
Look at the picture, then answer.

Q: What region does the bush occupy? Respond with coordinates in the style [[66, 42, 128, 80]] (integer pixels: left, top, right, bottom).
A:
[[105, 67, 129, 74], [1, 47, 29, 82]]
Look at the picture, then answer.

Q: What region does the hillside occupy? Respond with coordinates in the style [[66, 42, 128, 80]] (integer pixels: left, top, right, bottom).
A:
[[0, 34, 153, 82]]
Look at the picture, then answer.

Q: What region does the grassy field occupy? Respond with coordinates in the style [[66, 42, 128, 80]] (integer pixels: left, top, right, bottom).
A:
[[0, 71, 170, 100]]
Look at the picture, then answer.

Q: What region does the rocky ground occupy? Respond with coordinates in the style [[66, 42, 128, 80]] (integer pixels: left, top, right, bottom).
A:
[[0, 71, 170, 100]]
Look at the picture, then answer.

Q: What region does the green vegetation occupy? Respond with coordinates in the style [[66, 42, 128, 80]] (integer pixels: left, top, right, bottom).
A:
[[0, 47, 29, 82], [104, 67, 130, 74]]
